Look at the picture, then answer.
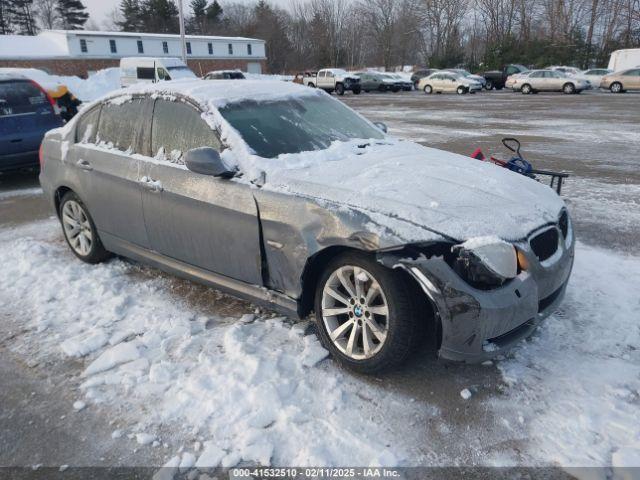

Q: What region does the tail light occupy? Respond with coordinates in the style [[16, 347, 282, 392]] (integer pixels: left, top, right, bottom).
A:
[[39, 143, 45, 168]]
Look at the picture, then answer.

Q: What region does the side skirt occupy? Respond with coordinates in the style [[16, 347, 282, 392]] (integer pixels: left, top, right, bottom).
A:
[[100, 231, 300, 318]]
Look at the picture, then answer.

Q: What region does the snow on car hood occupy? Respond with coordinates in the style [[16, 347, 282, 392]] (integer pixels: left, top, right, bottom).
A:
[[261, 139, 566, 244]]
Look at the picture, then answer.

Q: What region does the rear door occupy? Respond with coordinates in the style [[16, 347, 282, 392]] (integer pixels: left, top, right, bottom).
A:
[[0, 80, 62, 159], [140, 97, 263, 284], [70, 97, 151, 247], [627, 69, 640, 89]]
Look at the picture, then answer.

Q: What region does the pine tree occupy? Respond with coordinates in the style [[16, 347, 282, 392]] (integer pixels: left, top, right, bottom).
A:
[[117, 0, 142, 32], [0, 0, 15, 34], [188, 0, 206, 34], [56, 0, 89, 30], [139, 0, 178, 34], [205, 0, 222, 24], [12, 0, 38, 35]]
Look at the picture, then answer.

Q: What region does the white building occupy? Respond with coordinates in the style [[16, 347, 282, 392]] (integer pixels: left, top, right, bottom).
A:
[[0, 30, 267, 76]]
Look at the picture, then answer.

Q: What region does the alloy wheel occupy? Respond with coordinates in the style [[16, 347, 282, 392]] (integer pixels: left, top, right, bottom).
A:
[[61, 200, 93, 257], [610, 82, 622, 93], [321, 265, 389, 360]]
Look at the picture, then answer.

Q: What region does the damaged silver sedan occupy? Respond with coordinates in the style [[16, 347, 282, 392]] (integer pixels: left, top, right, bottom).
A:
[[39, 80, 574, 373]]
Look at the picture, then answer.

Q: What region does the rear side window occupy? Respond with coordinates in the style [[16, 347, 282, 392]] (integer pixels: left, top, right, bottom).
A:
[[75, 105, 101, 143], [97, 98, 145, 152], [151, 99, 221, 164], [0, 81, 50, 117]]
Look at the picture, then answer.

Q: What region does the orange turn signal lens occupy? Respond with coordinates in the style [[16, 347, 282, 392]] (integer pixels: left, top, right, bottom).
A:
[[517, 250, 529, 271]]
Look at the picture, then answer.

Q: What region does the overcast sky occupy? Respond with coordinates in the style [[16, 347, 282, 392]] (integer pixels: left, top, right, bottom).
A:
[[83, 0, 295, 26]]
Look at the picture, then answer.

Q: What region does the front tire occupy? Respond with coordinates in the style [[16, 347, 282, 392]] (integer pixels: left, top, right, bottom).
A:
[[521, 83, 532, 94], [457, 86, 467, 95], [563, 82, 575, 94], [307, 82, 315, 88], [352, 86, 361, 95], [610, 82, 623, 93], [59, 191, 111, 264], [485, 79, 494, 90], [314, 252, 423, 373]]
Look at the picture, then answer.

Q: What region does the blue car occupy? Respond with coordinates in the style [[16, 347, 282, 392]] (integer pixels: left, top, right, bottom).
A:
[[1, 75, 63, 172]]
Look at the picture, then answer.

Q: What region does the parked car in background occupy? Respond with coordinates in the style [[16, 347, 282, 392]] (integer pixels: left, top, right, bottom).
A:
[[481, 64, 529, 90], [512, 69, 590, 94], [1, 74, 63, 172], [581, 68, 612, 86], [383, 73, 413, 91], [418, 71, 482, 94], [293, 71, 318, 86], [608, 48, 640, 71], [356, 72, 399, 92], [600, 69, 640, 93], [410, 69, 439, 89], [446, 69, 486, 87], [120, 57, 196, 87], [505, 71, 531, 89], [39, 79, 574, 373], [548, 66, 583, 77], [204, 70, 245, 80], [316, 68, 361, 95]]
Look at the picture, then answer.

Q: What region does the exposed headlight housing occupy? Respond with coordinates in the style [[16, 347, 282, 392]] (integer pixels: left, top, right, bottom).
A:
[[448, 238, 518, 290]]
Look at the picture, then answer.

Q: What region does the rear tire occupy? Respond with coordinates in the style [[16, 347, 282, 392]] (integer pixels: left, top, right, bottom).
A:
[[610, 82, 623, 93], [485, 79, 494, 90], [59, 191, 111, 264], [307, 82, 315, 88], [352, 86, 361, 95], [314, 251, 423, 373]]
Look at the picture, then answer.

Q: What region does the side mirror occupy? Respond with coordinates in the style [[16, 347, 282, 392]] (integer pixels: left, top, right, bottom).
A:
[[373, 122, 388, 133], [185, 147, 236, 178]]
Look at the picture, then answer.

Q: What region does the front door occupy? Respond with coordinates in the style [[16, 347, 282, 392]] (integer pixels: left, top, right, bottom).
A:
[[140, 97, 263, 285]]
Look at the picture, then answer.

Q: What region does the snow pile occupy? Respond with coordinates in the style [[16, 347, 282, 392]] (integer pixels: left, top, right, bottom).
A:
[[494, 244, 640, 468], [0, 220, 426, 467], [0, 67, 121, 102]]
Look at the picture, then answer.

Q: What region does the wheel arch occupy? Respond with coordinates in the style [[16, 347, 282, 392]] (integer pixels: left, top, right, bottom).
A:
[[53, 185, 74, 217], [298, 245, 441, 350]]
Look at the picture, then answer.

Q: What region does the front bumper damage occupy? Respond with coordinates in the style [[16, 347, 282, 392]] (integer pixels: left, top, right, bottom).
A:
[[378, 224, 575, 363]]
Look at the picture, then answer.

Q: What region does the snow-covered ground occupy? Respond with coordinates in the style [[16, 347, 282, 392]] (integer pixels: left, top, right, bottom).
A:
[[1, 214, 639, 474]]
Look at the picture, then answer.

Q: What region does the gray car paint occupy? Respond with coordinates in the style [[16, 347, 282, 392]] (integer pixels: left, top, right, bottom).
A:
[[39, 90, 575, 363]]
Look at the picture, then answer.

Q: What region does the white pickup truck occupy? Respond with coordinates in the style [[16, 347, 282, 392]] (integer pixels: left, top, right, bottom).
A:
[[312, 68, 361, 95]]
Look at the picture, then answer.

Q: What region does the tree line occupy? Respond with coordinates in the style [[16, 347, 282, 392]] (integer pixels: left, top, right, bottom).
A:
[[111, 0, 639, 72], [2, 0, 639, 72], [0, 0, 88, 34]]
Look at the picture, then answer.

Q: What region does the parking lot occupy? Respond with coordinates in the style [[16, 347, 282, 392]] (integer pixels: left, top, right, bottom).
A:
[[1, 89, 639, 473]]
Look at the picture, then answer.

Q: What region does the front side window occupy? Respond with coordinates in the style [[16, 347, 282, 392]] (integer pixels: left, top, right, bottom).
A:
[[530, 71, 543, 78], [157, 68, 170, 80], [151, 99, 222, 163], [80, 39, 87, 53], [97, 98, 145, 152], [219, 94, 385, 158], [137, 40, 144, 54], [137, 67, 155, 80], [75, 105, 101, 143]]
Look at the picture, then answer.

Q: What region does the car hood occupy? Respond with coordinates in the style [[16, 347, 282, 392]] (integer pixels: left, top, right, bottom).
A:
[[263, 139, 566, 244]]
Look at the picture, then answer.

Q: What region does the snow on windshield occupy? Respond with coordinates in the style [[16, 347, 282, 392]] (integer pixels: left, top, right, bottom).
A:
[[218, 95, 384, 158]]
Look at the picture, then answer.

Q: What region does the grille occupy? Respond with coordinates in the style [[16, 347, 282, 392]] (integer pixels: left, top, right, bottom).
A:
[[530, 227, 559, 261], [559, 210, 569, 238]]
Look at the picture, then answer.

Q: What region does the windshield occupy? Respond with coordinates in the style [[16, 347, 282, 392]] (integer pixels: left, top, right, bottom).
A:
[[219, 94, 385, 158], [166, 66, 196, 79]]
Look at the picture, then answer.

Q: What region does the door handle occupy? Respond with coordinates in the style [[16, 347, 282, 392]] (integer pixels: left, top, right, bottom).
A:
[[76, 159, 93, 171], [140, 176, 163, 192]]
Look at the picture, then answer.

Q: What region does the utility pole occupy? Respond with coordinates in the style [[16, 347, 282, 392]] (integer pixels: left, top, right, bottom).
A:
[[177, 0, 187, 63]]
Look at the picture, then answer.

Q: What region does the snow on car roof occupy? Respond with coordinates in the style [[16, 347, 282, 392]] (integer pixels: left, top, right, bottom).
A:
[[102, 78, 321, 109]]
